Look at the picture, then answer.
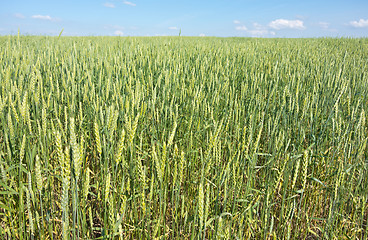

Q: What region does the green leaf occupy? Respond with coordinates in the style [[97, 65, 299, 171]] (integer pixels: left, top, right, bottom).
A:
[[309, 177, 327, 187]]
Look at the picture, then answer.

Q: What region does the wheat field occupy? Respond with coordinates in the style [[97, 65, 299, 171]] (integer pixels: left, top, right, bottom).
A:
[[0, 36, 367, 239]]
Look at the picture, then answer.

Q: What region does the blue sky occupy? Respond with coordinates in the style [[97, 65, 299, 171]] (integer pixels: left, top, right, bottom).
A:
[[1, 0, 368, 37]]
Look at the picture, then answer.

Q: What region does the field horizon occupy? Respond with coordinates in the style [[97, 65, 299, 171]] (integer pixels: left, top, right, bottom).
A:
[[2, 34, 368, 39]]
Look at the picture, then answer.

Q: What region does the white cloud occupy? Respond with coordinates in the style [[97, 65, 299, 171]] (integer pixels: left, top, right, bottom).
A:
[[114, 30, 124, 36], [269, 19, 305, 30], [234, 22, 276, 38], [235, 25, 247, 31], [319, 22, 330, 29], [349, 19, 368, 28], [199, 33, 206, 37], [248, 23, 274, 37], [104, 3, 115, 8], [233, 20, 241, 24], [14, 13, 25, 19], [253, 22, 263, 29], [123, 1, 136, 7], [247, 29, 268, 37], [168, 26, 178, 30], [32, 15, 53, 21]]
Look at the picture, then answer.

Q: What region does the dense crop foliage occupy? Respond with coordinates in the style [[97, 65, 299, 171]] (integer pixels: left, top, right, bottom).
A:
[[0, 36, 368, 239]]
